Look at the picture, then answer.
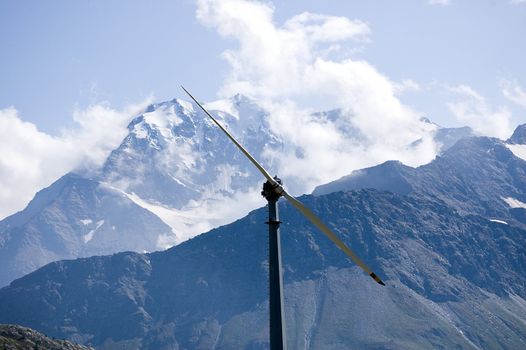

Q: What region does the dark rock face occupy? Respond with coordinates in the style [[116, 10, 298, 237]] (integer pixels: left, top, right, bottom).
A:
[[0, 324, 93, 350], [314, 135, 526, 229], [0, 96, 478, 290], [0, 189, 525, 349], [410, 125, 474, 154], [507, 123, 526, 144], [312, 160, 415, 196], [1, 124, 525, 349], [434, 126, 474, 152]]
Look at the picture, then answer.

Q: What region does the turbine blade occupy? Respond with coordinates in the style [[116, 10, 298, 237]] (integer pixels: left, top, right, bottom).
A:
[[282, 190, 386, 286], [181, 86, 384, 286], [181, 86, 276, 185]]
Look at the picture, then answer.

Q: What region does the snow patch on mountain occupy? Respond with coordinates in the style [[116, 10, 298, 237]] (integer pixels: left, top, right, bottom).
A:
[[130, 100, 197, 144], [177, 99, 195, 114], [205, 98, 239, 118], [83, 220, 104, 243], [132, 123, 148, 139], [502, 197, 526, 209], [144, 105, 183, 129], [80, 219, 92, 225], [506, 144, 526, 161], [122, 192, 178, 240]]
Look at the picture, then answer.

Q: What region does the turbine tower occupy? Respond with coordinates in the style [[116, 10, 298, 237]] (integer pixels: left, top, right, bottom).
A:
[[182, 86, 385, 350]]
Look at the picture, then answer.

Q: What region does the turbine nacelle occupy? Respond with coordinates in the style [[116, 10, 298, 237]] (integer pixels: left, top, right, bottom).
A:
[[181, 85, 385, 287], [261, 177, 284, 201], [182, 85, 386, 349]]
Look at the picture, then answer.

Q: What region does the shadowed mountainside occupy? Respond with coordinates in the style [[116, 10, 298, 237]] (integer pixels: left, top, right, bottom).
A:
[[314, 130, 526, 230], [1, 125, 525, 349], [0, 187, 525, 349]]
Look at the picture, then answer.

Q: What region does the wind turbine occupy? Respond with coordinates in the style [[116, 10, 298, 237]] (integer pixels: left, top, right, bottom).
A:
[[181, 86, 385, 350]]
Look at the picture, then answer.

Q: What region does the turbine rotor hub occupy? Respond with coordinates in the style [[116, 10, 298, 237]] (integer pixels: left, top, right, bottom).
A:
[[262, 176, 283, 201]]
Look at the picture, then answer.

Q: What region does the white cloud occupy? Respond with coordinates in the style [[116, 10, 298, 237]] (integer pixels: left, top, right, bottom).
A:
[[500, 79, 526, 108], [198, 0, 370, 104], [0, 100, 150, 219], [394, 79, 422, 94], [197, 0, 438, 194], [428, 0, 451, 5], [447, 85, 514, 139], [511, 0, 526, 4]]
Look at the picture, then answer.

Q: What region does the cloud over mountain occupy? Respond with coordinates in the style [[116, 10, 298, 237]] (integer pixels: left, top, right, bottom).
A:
[[0, 101, 149, 219], [1, 0, 524, 220], [196, 0, 441, 194], [447, 84, 514, 139]]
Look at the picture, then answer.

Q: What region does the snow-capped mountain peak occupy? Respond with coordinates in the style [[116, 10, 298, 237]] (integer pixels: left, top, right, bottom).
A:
[[129, 99, 197, 146], [98, 95, 279, 244], [0, 94, 499, 288]]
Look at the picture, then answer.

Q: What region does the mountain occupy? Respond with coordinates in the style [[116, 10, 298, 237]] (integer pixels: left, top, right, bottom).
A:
[[432, 125, 474, 152], [0, 191, 524, 349], [0, 95, 279, 288], [0, 324, 93, 350], [101, 95, 279, 211], [506, 124, 526, 163], [314, 126, 526, 229], [0, 95, 479, 288], [1, 128, 525, 349], [0, 173, 171, 287], [508, 123, 526, 144]]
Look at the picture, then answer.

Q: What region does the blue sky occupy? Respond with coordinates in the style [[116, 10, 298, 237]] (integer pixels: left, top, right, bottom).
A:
[[0, 0, 525, 219], [1, 0, 525, 134]]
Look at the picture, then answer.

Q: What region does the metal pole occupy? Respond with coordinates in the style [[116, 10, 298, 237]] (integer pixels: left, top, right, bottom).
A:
[[262, 180, 286, 350]]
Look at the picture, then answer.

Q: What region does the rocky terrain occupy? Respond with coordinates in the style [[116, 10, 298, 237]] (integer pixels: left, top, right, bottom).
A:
[[0, 324, 93, 350], [0, 125, 525, 349], [0, 95, 276, 287], [0, 95, 469, 288]]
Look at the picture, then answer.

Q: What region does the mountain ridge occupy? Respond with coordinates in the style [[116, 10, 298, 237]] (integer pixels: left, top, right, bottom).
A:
[[314, 129, 526, 229], [1, 123, 526, 348], [1, 184, 525, 349], [0, 95, 478, 288], [0, 172, 172, 287]]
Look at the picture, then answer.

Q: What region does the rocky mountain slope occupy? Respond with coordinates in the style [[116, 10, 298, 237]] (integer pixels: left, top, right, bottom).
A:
[[0, 95, 277, 287], [0, 95, 470, 288], [1, 128, 525, 349], [0, 324, 93, 350], [0, 173, 172, 287], [101, 95, 279, 210], [314, 125, 526, 229], [508, 123, 526, 144]]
